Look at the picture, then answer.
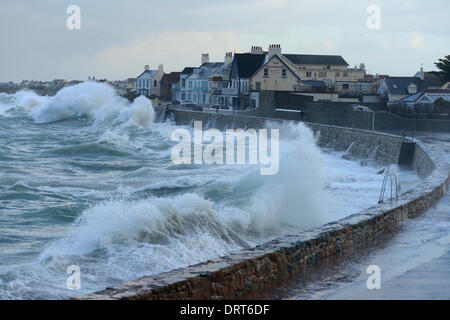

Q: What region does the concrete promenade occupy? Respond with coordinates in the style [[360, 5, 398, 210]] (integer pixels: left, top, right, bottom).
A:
[[280, 133, 450, 300]]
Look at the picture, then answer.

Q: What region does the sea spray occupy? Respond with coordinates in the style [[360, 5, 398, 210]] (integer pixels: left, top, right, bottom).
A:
[[42, 122, 329, 263], [222, 122, 328, 231], [15, 82, 154, 128]]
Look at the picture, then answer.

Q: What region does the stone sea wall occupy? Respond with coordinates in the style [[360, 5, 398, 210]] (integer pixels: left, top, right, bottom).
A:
[[75, 108, 447, 300], [158, 107, 416, 165]]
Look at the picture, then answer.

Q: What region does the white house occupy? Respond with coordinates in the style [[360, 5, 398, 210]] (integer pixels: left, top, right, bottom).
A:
[[136, 64, 165, 97]]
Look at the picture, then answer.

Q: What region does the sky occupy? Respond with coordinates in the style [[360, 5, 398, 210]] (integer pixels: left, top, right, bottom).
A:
[[0, 0, 449, 82]]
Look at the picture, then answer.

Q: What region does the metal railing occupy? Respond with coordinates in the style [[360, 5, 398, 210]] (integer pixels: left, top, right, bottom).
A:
[[378, 174, 399, 204]]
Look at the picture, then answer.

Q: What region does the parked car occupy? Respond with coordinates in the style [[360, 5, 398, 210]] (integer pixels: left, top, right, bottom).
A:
[[352, 104, 372, 112]]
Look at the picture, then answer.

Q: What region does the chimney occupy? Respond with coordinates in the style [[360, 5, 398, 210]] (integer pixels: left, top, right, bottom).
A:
[[420, 67, 424, 80], [158, 64, 164, 72], [225, 52, 233, 64], [144, 65, 150, 71], [201, 53, 210, 65], [268, 44, 281, 57], [250, 46, 264, 54]]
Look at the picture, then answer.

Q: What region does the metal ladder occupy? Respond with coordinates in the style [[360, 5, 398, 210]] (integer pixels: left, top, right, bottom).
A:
[[378, 174, 399, 204]]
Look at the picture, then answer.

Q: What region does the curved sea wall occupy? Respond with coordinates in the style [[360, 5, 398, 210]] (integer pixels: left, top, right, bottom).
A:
[[75, 108, 447, 300]]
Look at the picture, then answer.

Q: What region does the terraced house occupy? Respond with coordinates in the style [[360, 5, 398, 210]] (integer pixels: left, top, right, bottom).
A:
[[219, 44, 374, 109], [182, 53, 233, 106], [136, 64, 164, 97]]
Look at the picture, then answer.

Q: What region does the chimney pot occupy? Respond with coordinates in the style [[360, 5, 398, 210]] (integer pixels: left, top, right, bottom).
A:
[[268, 44, 282, 56], [250, 46, 263, 54]]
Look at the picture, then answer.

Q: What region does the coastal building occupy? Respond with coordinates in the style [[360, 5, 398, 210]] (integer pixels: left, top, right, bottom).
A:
[[160, 72, 181, 101], [220, 49, 267, 109], [179, 67, 196, 102], [377, 68, 444, 103], [127, 78, 137, 91], [181, 53, 235, 106], [207, 52, 233, 107], [218, 44, 375, 109], [185, 62, 224, 105], [398, 88, 450, 112], [136, 64, 165, 97]]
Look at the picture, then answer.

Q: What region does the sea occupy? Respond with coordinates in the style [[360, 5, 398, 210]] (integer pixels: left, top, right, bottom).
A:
[[0, 82, 422, 299]]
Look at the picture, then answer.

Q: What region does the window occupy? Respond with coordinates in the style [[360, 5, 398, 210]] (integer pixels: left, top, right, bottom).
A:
[[154, 80, 157, 87], [181, 79, 185, 88], [264, 68, 269, 78], [318, 71, 327, 78], [326, 65, 330, 70], [336, 72, 340, 77], [343, 83, 349, 90], [255, 82, 261, 91], [306, 72, 312, 78], [343, 72, 348, 77], [282, 69, 287, 78]]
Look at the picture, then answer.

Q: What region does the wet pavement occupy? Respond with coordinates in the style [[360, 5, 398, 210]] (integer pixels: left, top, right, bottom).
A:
[[270, 132, 450, 300]]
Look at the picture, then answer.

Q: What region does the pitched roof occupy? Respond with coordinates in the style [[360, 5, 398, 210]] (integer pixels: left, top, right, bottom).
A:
[[186, 62, 225, 80], [201, 62, 225, 69], [232, 53, 267, 79], [163, 72, 181, 84], [400, 88, 450, 102], [250, 54, 301, 80], [181, 67, 196, 75], [137, 69, 158, 79], [423, 72, 446, 87], [284, 54, 349, 66], [383, 77, 441, 95]]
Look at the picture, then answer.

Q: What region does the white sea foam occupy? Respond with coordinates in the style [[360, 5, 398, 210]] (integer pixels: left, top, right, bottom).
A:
[[42, 123, 329, 265], [14, 82, 154, 128]]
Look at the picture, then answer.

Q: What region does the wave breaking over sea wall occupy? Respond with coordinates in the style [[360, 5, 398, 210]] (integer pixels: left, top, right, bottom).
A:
[[12, 82, 154, 128], [0, 86, 424, 299]]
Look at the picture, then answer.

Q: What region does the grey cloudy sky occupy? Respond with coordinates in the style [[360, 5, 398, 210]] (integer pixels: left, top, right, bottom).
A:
[[0, 0, 449, 82]]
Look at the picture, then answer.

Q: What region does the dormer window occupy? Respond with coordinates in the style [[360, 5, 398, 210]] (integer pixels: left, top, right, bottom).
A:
[[264, 68, 269, 78], [408, 84, 417, 94]]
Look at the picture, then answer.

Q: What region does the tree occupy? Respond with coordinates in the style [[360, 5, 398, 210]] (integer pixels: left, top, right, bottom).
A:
[[434, 97, 450, 116], [434, 55, 450, 82]]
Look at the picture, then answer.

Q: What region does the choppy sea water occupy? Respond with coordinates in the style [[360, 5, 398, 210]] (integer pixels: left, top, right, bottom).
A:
[[0, 83, 422, 299]]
